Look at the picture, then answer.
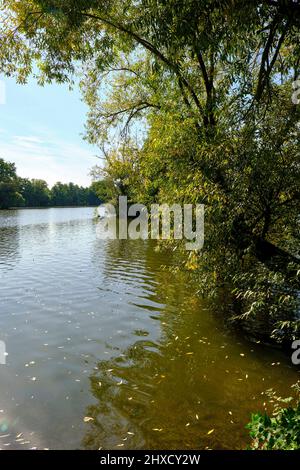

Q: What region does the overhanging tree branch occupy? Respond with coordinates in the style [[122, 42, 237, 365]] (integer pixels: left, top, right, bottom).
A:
[[80, 11, 205, 122]]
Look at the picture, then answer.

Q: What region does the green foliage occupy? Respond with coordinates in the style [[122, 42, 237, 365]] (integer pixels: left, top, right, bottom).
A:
[[50, 181, 97, 206], [247, 385, 300, 450], [0, 158, 24, 209], [231, 261, 300, 342], [90, 179, 115, 204], [0, 158, 101, 208], [0, 1, 299, 340], [19, 178, 51, 207]]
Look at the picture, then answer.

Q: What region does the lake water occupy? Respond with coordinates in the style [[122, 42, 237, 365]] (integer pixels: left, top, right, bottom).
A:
[[0, 207, 298, 449]]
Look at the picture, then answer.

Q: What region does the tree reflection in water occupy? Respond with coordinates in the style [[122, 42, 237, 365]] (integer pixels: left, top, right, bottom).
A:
[[82, 249, 298, 450]]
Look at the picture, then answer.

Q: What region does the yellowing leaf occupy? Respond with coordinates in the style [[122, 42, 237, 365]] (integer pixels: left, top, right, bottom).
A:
[[83, 417, 94, 423]]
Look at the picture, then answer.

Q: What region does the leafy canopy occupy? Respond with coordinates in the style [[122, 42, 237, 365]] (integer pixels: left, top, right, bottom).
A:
[[0, 0, 299, 339]]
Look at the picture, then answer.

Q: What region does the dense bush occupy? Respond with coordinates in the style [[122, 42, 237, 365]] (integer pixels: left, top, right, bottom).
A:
[[247, 386, 300, 450]]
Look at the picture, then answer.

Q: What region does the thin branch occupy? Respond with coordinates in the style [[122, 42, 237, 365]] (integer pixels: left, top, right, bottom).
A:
[[254, 15, 279, 101], [106, 67, 140, 77], [254, 17, 290, 102], [101, 100, 160, 123], [6, 11, 44, 37], [80, 12, 205, 120]]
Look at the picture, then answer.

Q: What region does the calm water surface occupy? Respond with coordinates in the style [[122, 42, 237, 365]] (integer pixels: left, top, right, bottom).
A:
[[0, 207, 298, 449]]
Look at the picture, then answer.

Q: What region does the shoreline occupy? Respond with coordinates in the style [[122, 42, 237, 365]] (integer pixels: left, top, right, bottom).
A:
[[1, 205, 99, 210]]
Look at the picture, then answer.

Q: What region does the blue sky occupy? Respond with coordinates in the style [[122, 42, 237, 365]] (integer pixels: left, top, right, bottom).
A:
[[0, 76, 100, 187]]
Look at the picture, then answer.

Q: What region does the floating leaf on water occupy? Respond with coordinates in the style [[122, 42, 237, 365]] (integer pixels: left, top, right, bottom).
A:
[[83, 417, 94, 423]]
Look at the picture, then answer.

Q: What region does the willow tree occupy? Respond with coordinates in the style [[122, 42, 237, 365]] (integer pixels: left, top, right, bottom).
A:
[[0, 0, 299, 339]]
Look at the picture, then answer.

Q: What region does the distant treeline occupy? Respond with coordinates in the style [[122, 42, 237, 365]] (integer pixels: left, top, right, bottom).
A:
[[0, 157, 104, 209]]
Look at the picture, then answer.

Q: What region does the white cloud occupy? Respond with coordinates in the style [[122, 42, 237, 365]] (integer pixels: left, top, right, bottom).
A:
[[0, 132, 99, 187], [13, 135, 46, 145]]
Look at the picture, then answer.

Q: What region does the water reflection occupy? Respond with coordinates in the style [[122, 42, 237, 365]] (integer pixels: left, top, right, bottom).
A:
[[82, 260, 300, 450], [0, 208, 298, 449], [0, 225, 20, 272]]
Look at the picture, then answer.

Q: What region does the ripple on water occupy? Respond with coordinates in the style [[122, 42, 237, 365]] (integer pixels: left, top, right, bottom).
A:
[[0, 208, 299, 449]]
